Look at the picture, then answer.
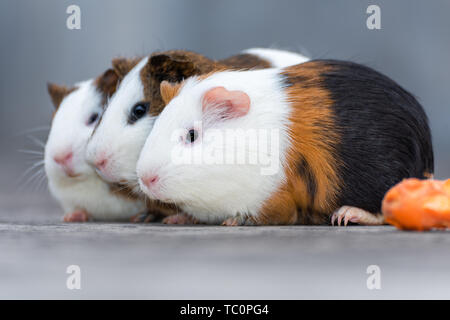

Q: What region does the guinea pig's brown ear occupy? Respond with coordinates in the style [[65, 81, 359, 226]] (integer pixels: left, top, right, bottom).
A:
[[111, 57, 141, 79], [147, 54, 197, 83], [160, 81, 183, 105], [95, 69, 119, 99], [202, 87, 250, 119], [47, 82, 73, 109]]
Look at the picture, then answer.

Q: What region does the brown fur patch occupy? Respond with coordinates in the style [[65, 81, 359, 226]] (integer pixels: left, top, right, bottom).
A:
[[139, 50, 222, 117], [94, 69, 119, 106], [111, 57, 141, 80], [258, 61, 342, 225], [47, 83, 76, 109], [195, 68, 229, 82], [139, 50, 275, 118], [219, 53, 271, 70], [257, 190, 299, 225], [145, 199, 179, 217], [108, 183, 142, 201]]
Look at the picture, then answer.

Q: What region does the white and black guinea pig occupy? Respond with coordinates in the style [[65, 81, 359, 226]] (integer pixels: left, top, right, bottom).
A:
[[45, 67, 146, 222], [136, 60, 434, 226]]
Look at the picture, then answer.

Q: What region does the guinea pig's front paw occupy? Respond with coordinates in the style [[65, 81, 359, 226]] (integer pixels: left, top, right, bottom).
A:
[[222, 214, 257, 226], [331, 206, 384, 226], [162, 213, 199, 225], [63, 210, 91, 223]]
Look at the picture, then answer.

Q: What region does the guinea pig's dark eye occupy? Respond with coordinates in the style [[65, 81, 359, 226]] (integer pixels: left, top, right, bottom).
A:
[[87, 112, 99, 125], [128, 102, 150, 124], [185, 129, 198, 144]]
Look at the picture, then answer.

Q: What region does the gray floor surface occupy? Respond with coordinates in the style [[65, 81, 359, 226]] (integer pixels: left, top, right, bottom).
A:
[[0, 189, 449, 299]]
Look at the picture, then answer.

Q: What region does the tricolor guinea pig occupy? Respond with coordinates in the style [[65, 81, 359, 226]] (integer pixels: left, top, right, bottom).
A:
[[136, 60, 434, 226], [85, 48, 310, 223], [45, 65, 147, 222]]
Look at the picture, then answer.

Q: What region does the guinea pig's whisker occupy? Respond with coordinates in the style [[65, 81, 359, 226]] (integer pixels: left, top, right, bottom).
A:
[[111, 185, 128, 194], [34, 170, 47, 192], [25, 158, 44, 164], [18, 149, 44, 155], [26, 135, 46, 149], [33, 170, 46, 192], [24, 163, 44, 182], [110, 184, 139, 199], [19, 166, 45, 191], [20, 159, 45, 182], [16, 125, 50, 137]]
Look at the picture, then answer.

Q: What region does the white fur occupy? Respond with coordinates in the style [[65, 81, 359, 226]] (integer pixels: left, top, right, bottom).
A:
[[136, 68, 292, 223], [85, 57, 154, 193], [45, 79, 146, 221], [243, 48, 309, 68]]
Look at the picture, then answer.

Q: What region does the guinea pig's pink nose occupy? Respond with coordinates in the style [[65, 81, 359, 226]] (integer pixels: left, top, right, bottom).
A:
[[142, 175, 159, 189], [95, 157, 108, 170], [54, 151, 73, 166]]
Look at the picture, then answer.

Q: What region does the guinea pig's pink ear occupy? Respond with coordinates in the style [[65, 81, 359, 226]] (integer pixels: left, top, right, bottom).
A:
[[202, 87, 250, 119], [47, 83, 74, 109]]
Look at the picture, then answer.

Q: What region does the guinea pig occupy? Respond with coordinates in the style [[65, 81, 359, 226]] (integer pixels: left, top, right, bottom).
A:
[[85, 48, 310, 205], [45, 65, 147, 222], [136, 60, 434, 226]]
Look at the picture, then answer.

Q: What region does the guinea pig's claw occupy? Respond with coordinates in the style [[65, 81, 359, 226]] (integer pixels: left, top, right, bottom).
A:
[[222, 214, 256, 226], [162, 213, 199, 225], [331, 206, 384, 226], [222, 217, 239, 226], [63, 210, 90, 223]]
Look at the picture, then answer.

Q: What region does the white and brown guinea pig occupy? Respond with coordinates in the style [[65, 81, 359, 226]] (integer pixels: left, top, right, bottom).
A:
[[86, 48, 310, 203], [136, 60, 434, 226], [45, 66, 147, 222]]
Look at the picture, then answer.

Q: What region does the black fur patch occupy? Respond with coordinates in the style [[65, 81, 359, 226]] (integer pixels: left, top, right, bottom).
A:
[[149, 54, 198, 83], [297, 156, 317, 206], [316, 60, 434, 213]]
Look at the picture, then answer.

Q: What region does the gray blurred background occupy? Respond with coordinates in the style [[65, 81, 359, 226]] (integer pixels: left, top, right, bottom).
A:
[[1, 0, 450, 196]]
